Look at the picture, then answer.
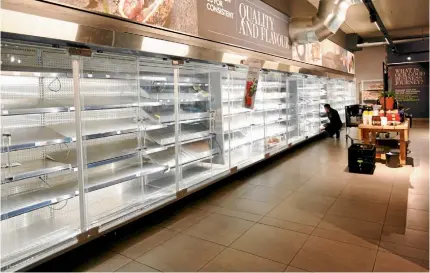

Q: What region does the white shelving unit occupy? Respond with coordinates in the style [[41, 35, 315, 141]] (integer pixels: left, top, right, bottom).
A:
[[0, 40, 355, 271]]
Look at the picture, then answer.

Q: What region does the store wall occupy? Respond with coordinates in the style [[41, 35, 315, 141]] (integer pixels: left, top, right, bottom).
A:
[[354, 46, 387, 102], [355, 46, 386, 85]]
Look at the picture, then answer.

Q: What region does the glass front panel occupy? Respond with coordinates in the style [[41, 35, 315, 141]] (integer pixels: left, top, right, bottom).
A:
[[77, 53, 146, 229], [303, 76, 321, 137], [0, 39, 355, 271], [176, 63, 212, 189], [222, 68, 253, 169], [1, 41, 80, 269], [327, 79, 351, 123], [138, 57, 178, 211], [286, 74, 303, 145], [259, 72, 287, 153], [320, 78, 329, 130]]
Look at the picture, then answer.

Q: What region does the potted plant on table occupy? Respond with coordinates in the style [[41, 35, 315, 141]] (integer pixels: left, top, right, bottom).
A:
[[379, 91, 396, 110]]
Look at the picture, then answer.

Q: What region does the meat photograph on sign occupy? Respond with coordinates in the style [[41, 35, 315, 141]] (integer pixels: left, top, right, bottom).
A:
[[49, 0, 198, 35]]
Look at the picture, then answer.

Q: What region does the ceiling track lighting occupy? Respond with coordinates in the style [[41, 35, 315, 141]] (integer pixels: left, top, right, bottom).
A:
[[363, 0, 399, 54]]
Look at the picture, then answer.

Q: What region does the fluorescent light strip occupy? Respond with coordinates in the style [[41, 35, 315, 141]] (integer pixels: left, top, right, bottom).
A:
[[374, 22, 381, 31]]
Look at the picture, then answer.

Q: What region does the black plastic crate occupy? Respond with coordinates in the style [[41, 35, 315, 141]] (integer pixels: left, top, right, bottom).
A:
[[348, 143, 376, 163], [349, 162, 375, 174]]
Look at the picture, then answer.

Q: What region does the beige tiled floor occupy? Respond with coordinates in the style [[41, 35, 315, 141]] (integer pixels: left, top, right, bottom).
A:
[[33, 126, 429, 272]]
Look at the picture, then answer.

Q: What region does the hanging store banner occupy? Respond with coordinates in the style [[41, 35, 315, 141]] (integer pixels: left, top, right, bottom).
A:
[[388, 63, 429, 118], [46, 0, 354, 74], [196, 0, 292, 59], [241, 59, 262, 109], [321, 39, 354, 73]]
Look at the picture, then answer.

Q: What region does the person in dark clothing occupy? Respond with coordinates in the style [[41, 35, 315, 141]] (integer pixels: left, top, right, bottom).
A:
[[324, 104, 342, 138]]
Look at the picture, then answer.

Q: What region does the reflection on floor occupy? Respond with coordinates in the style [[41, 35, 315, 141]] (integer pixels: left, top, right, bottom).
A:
[[32, 125, 429, 272]]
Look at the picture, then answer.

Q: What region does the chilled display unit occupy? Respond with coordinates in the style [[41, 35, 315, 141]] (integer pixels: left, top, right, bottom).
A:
[[0, 38, 355, 271]]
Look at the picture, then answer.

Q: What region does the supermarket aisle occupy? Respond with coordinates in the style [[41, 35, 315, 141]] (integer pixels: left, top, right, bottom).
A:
[[32, 126, 429, 272]]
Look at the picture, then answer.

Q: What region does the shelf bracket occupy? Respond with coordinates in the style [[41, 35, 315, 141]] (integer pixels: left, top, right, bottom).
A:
[[171, 59, 185, 66], [226, 64, 236, 71], [176, 188, 188, 199], [76, 226, 100, 243], [68, 47, 92, 57]]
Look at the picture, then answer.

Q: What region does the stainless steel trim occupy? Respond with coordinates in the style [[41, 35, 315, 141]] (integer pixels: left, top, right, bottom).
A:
[[1, 0, 354, 80], [173, 67, 180, 193], [71, 57, 87, 233]]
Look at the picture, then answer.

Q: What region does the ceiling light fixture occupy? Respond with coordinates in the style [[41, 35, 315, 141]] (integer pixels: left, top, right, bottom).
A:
[[374, 22, 381, 31], [407, 56, 412, 61]]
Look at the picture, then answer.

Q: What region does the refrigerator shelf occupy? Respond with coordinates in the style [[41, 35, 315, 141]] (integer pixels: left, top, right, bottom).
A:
[[47, 138, 139, 169], [1, 127, 73, 153], [50, 118, 165, 141], [1, 159, 72, 183], [141, 89, 210, 103], [1, 66, 72, 78], [148, 141, 219, 168], [149, 109, 210, 123], [1, 97, 162, 116], [142, 133, 215, 156], [223, 117, 286, 134], [146, 124, 210, 146], [1, 65, 140, 80], [0, 161, 167, 220], [1, 98, 74, 116], [254, 103, 288, 112], [223, 107, 251, 116], [1, 119, 164, 153], [224, 122, 252, 133]]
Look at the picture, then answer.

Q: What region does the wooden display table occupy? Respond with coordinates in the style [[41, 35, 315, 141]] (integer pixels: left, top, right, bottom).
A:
[[358, 121, 410, 165]]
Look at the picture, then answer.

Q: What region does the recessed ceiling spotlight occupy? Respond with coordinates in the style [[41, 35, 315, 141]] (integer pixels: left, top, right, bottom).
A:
[[407, 56, 412, 61]]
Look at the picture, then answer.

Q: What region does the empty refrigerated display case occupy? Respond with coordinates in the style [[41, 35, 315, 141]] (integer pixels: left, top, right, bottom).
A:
[[301, 75, 322, 137], [286, 74, 305, 146], [327, 79, 357, 123], [1, 42, 82, 270], [0, 22, 355, 273], [259, 71, 288, 154]]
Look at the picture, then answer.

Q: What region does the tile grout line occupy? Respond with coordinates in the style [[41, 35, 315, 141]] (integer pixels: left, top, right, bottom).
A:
[[130, 209, 216, 270], [189, 176, 317, 272], [300, 173, 381, 267], [372, 175, 395, 272], [284, 176, 350, 270], [176, 210, 260, 272], [261, 171, 314, 217], [115, 259, 161, 272], [196, 247, 228, 272], [194, 213, 267, 271], [257, 217, 316, 235]]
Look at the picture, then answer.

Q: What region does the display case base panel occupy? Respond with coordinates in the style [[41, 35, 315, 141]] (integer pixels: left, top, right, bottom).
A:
[[180, 163, 228, 189], [1, 210, 80, 270], [86, 178, 173, 227], [230, 141, 265, 170]]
